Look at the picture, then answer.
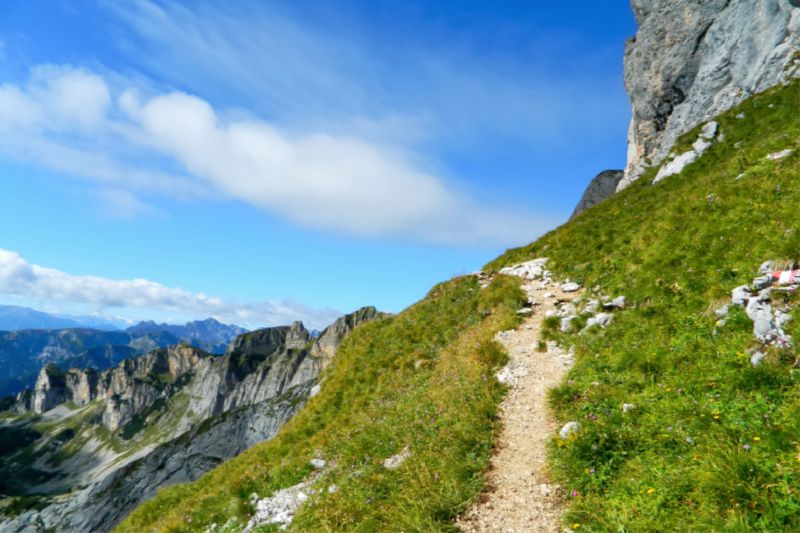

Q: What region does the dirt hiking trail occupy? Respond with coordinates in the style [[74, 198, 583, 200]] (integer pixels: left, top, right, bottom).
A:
[[457, 283, 576, 533]]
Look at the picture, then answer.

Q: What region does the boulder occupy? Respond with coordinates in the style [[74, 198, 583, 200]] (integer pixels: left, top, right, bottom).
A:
[[731, 285, 752, 306], [586, 313, 614, 328], [603, 296, 627, 309], [622, 403, 637, 414], [562, 282, 581, 293]]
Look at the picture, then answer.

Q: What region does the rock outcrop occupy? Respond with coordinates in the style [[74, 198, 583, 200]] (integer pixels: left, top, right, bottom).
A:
[[570, 170, 624, 218], [617, 0, 800, 191]]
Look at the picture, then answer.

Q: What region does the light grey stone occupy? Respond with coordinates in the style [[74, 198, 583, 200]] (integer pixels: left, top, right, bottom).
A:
[[586, 313, 614, 328], [383, 446, 411, 470], [653, 149, 698, 184], [559, 422, 583, 440], [765, 149, 794, 160], [310, 459, 326, 469], [603, 296, 627, 309], [714, 305, 730, 317], [759, 261, 775, 275], [731, 285, 752, 305], [750, 351, 766, 367], [699, 121, 718, 139], [562, 282, 581, 293], [570, 170, 624, 218], [753, 276, 773, 290], [498, 258, 549, 280], [516, 309, 533, 315], [622, 403, 637, 413], [560, 316, 578, 332]]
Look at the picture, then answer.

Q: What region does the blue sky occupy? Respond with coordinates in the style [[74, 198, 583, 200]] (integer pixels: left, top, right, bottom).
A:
[[0, 0, 637, 330]]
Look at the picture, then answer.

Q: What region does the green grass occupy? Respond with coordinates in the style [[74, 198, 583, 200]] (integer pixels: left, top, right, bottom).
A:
[[486, 80, 800, 532], [115, 274, 525, 533]]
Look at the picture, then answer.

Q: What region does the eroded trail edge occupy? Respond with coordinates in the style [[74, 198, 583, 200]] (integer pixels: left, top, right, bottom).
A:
[[457, 282, 575, 533]]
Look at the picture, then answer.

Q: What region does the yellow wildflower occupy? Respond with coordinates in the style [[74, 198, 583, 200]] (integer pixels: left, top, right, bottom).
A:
[[753, 437, 761, 441], [647, 488, 655, 494]]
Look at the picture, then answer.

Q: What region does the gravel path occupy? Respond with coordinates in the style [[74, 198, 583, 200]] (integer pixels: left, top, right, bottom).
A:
[[457, 282, 575, 533]]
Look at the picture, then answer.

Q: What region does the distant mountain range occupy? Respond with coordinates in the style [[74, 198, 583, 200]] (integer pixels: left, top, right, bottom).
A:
[[0, 307, 249, 399], [0, 305, 126, 331], [125, 318, 248, 343]]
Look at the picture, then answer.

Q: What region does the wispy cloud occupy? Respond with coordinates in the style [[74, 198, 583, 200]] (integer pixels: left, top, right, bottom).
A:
[[0, 65, 558, 246], [0, 248, 343, 330]]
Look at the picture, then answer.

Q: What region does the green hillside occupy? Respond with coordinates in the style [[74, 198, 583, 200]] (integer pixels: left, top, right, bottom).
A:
[[116, 81, 799, 532]]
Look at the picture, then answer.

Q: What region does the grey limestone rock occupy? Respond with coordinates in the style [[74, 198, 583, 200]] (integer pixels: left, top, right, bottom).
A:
[[731, 285, 753, 306], [561, 282, 581, 293], [603, 296, 627, 309], [618, 0, 800, 191], [570, 170, 624, 218], [559, 422, 583, 440]]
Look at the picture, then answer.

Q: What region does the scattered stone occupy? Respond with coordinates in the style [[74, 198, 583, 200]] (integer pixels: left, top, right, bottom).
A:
[[560, 316, 577, 332], [586, 313, 613, 328], [328, 484, 338, 494], [543, 292, 555, 298], [765, 149, 793, 161], [622, 404, 637, 414], [699, 121, 718, 139], [714, 305, 730, 317], [750, 351, 766, 367], [499, 258, 549, 280], [603, 296, 627, 309], [310, 458, 326, 469], [559, 422, 583, 440], [731, 285, 752, 306], [309, 384, 322, 398], [759, 261, 774, 275], [516, 309, 533, 315], [561, 282, 581, 293], [752, 276, 772, 290], [383, 446, 411, 470], [243, 481, 312, 532], [653, 149, 698, 184]]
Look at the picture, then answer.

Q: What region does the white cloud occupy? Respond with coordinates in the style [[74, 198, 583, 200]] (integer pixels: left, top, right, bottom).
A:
[[0, 248, 343, 330], [0, 65, 558, 246]]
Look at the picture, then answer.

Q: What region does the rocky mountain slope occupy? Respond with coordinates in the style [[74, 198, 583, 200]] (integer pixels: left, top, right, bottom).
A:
[[0, 307, 385, 533], [617, 0, 800, 190]]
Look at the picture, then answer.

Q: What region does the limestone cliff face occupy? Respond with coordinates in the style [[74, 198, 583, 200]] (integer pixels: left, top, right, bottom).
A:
[[617, 0, 800, 190]]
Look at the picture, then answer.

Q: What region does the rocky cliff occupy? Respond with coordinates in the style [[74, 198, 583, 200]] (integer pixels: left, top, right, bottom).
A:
[[0, 307, 387, 533], [617, 0, 800, 190], [570, 170, 624, 219]]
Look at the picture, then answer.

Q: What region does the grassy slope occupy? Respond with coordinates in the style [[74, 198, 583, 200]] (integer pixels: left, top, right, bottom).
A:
[[116, 275, 524, 533], [486, 80, 799, 532], [116, 81, 797, 533]]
